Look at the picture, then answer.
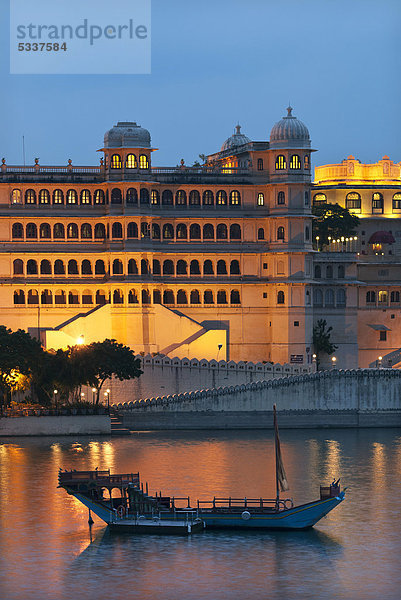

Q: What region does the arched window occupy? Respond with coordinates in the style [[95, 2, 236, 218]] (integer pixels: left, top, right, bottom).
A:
[[277, 226, 285, 240], [25, 189, 36, 204], [230, 224, 241, 240], [111, 188, 122, 204], [372, 192, 383, 213], [80, 189, 91, 205], [325, 289, 335, 306], [163, 223, 174, 239], [152, 259, 161, 275], [337, 289, 346, 307], [326, 265, 333, 279], [313, 288, 323, 306], [257, 227, 265, 240], [82, 260, 92, 275], [55, 290, 66, 305], [338, 265, 345, 278], [54, 260, 65, 275], [190, 260, 200, 275], [141, 259, 150, 275], [257, 158, 264, 171], [27, 289, 39, 304], [217, 190, 227, 205], [113, 259, 123, 275], [94, 189, 105, 205], [95, 260, 106, 275], [204, 260, 214, 275], [189, 190, 200, 206], [68, 260, 78, 274], [112, 222, 123, 239], [277, 191, 285, 205], [11, 189, 22, 204], [378, 290, 388, 304], [40, 223, 51, 239], [125, 154, 137, 169], [216, 224, 228, 239], [277, 290, 285, 304], [52, 189, 63, 204], [151, 190, 160, 205], [141, 223, 150, 239], [152, 223, 161, 239], [81, 223, 92, 239], [67, 223, 78, 239], [82, 289, 93, 304], [313, 193, 327, 206], [346, 192, 361, 210], [139, 155, 149, 169], [190, 290, 201, 304], [203, 190, 214, 206], [177, 290, 187, 304], [94, 223, 106, 239], [304, 155, 310, 170], [53, 223, 65, 239], [204, 290, 214, 304], [26, 223, 37, 238], [230, 190, 241, 205], [110, 154, 122, 169], [289, 155, 301, 170], [176, 190, 187, 206], [163, 290, 175, 304], [96, 290, 107, 305], [128, 259, 138, 275], [41, 290, 52, 305], [203, 224, 214, 239], [128, 290, 139, 304], [27, 260, 38, 275], [275, 155, 286, 170], [217, 260, 227, 275], [230, 260, 240, 275], [140, 188, 149, 204], [163, 260, 174, 275], [127, 222, 138, 238], [14, 290, 25, 305], [39, 189, 50, 204], [217, 290, 227, 304], [113, 289, 124, 304], [126, 188, 138, 204], [66, 189, 77, 204], [162, 190, 173, 205], [392, 193, 401, 211], [13, 259, 24, 275], [305, 226, 310, 241], [12, 223, 23, 239], [176, 224, 187, 239], [231, 290, 241, 304], [177, 260, 187, 275], [314, 265, 322, 278], [257, 193, 265, 206], [190, 223, 201, 240], [391, 291, 400, 303], [153, 290, 161, 304]]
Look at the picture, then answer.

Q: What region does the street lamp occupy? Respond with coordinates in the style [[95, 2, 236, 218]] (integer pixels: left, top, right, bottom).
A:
[[104, 390, 110, 411], [53, 389, 58, 411], [316, 235, 320, 251], [312, 353, 317, 371], [377, 356, 383, 369], [92, 388, 97, 403], [331, 356, 337, 369], [77, 335, 84, 345]]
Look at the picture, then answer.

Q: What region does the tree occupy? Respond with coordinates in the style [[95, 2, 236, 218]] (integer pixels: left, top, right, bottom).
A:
[[312, 203, 360, 250], [312, 319, 338, 370]]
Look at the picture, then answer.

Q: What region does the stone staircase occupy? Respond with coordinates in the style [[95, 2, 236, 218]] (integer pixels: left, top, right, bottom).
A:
[[110, 409, 131, 436]]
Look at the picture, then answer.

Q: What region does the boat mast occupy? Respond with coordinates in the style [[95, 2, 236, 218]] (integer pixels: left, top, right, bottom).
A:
[[273, 404, 280, 507]]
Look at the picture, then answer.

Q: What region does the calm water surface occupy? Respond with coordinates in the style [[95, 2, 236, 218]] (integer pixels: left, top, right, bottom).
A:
[[0, 428, 400, 600]]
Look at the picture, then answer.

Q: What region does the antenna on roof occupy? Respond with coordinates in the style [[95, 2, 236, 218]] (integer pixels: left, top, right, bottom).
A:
[[22, 136, 26, 167]]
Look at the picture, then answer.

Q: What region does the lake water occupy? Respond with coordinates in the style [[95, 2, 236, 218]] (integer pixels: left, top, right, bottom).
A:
[[0, 428, 400, 600]]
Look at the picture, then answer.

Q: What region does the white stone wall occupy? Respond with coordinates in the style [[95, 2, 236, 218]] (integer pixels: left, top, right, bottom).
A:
[[0, 415, 111, 436]]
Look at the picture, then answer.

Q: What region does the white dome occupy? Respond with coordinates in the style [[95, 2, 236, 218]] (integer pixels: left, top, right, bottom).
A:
[[104, 121, 151, 149], [270, 107, 310, 149], [221, 125, 251, 151]]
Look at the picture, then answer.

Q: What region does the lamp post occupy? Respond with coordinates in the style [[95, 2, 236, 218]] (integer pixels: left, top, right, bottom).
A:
[[377, 356, 383, 369], [312, 353, 317, 370], [316, 235, 320, 251], [91, 388, 97, 404], [53, 389, 58, 411], [81, 392, 85, 403], [331, 356, 337, 369]]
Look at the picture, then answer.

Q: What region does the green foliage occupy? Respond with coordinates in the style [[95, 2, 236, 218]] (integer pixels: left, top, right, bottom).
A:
[[312, 319, 338, 370], [312, 203, 360, 249]]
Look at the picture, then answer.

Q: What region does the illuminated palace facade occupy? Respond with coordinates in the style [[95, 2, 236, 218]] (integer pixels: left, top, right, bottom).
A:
[[0, 110, 400, 367]]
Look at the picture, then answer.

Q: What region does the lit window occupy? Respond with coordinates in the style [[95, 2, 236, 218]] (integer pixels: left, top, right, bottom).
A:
[[176, 190, 187, 205], [378, 290, 388, 304], [257, 193, 264, 206], [217, 190, 227, 205], [139, 155, 149, 169], [151, 190, 159, 205], [289, 155, 301, 170], [277, 226, 285, 240], [346, 192, 361, 210], [53, 189, 64, 204], [125, 154, 137, 169], [67, 189, 77, 204], [110, 154, 122, 169], [39, 189, 50, 204], [304, 155, 310, 169], [372, 193, 383, 212], [313, 193, 326, 206], [25, 189, 36, 204], [11, 189, 22, 204], [203, 190, 214, 205], [80, 189, 91, 205], [230, 190, 241, 205], [275, 155, 286, 170], [392, 193, 401, 211]]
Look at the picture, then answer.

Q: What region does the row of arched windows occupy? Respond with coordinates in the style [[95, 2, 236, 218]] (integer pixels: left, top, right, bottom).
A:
[[109, 153, 149, 170], [13, 288, 241, 306], [314, 264, 345, 279], [366, 290, 400, 304], [313, 288, 346, 307], [275, 154, 310, 171], [10, 188, 242, 207], [12, 222, 243, 241], [14, 258, 241, 277], [313, 192, 401, 212]]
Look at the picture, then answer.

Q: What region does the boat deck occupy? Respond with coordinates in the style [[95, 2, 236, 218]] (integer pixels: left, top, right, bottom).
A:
[[109, 518, 204, 535]]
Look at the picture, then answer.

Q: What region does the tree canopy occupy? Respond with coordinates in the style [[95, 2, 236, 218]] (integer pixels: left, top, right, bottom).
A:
[[312, 319, 338, 370], [312, 203, 360, 249]]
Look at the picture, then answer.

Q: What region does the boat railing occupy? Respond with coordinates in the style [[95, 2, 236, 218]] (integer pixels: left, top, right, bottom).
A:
[[58, 469, 140, 487], [196, 497, 293, 510]]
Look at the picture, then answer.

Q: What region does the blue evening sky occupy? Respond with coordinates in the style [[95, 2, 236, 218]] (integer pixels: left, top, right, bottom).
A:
[[1, 0, 400, 169]]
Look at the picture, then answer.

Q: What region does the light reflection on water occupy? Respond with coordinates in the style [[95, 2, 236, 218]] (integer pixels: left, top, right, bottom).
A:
[[0, 429, 400, 600]]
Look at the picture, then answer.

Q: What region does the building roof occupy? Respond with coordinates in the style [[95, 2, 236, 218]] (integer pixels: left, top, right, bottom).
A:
[[368, 231, 395, 244], [221, 125, 251, 152], [269, 106, 310, 149], [104, 122, 151, 149]]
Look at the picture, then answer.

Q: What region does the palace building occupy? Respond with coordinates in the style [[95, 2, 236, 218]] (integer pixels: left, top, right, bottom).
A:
[[0, 109, 400, 368]]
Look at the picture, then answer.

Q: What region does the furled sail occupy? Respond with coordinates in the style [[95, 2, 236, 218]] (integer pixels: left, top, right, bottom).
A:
[[273, 404, 289, 492]]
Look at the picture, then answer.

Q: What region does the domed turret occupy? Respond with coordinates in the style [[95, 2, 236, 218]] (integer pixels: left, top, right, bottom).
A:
[[221, 124, 251, 152], [104, 121, 151, 149], [270, 107, 310, 149]]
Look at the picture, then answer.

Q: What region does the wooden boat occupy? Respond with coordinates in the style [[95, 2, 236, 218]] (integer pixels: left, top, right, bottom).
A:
[[58, 406, 346, 531]]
